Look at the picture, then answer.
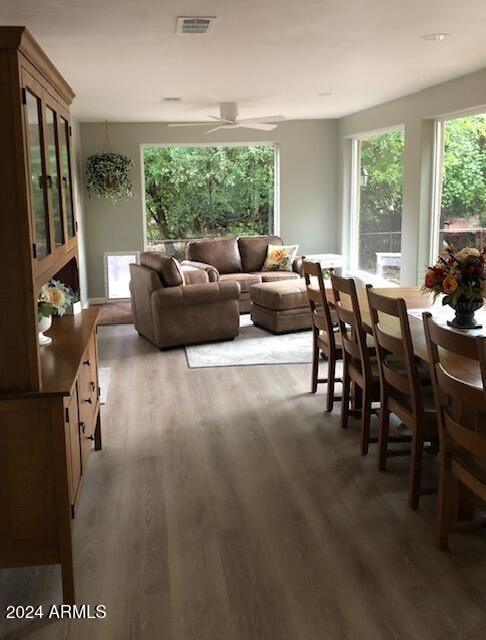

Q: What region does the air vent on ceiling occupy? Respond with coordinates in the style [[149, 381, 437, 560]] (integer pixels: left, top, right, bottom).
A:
[[176, 16, 216, 35]]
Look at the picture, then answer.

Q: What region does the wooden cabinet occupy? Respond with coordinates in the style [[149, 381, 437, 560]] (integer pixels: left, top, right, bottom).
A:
[[0, 26, 78, 393], [0, 28, 101, 604]]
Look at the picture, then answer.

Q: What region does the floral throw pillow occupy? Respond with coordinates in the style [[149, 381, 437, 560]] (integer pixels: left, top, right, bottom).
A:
[[263, 244, 299, 272]]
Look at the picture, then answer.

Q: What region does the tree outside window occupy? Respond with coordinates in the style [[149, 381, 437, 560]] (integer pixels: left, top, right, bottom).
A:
[[143, 145, 275, 257]]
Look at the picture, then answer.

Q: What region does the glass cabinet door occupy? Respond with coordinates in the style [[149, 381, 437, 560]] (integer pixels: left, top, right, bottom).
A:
[[45, 107, 64, 247], [25, 90, 50, 259], [59, 117, 76, 239]]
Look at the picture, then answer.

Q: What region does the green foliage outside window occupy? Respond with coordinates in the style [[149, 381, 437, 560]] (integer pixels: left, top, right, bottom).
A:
[[144, 145, 275, 241], [359, 115, 486, 233], [441, 115, 486, 226]]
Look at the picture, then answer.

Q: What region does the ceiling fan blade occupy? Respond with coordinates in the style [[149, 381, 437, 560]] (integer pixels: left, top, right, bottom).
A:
[[237, 115, 286, 124], [208, 115, 233, 124], [238, 122, 278, 131], [168, 122, 215, 127], [205, 126, 224, 134]]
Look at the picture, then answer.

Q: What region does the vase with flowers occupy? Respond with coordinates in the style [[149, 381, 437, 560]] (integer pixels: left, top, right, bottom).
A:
[[37, 280, 73, 345], [422, 245, 485, 330]]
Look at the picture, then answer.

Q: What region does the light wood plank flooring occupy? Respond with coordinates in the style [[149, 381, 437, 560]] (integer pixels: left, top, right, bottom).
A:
[[1, 324, 485, 639]]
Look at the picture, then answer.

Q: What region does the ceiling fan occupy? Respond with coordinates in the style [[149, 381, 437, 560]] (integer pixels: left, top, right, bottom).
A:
[[168, 102, 286, 133]]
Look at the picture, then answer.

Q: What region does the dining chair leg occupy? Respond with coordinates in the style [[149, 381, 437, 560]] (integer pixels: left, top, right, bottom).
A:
[[437, 452, 452, 551], [409, 430, 424, 510], [341, 369, 351, 430], [360, 390, 372, 456], [311, 332, 319, 393], [378, 401, 390, 471], [326, 354, 336, 413]]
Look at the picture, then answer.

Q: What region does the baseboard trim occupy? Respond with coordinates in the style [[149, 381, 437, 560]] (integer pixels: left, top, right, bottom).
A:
[[89, 297, 107, 305]]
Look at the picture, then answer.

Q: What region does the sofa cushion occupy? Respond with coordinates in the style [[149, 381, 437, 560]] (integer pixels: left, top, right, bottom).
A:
[[255, 271, 300, 283], [140, 252, 184, 287], [219, 272, 262, 293], [238, 235, 283, 272], [186, 238, 242, 274], [263, 244, 299, 272], [249, 280, 308, 311]]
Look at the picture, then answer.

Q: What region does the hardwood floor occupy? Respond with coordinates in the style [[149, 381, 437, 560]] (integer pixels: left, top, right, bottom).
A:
[[1, 324, 485, 639]]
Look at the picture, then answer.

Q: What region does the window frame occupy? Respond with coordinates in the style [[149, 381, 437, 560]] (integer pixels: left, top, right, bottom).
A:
[[430, 108, 486, 264], [348, 125, 405, 286], [140, 141, 280, 251]]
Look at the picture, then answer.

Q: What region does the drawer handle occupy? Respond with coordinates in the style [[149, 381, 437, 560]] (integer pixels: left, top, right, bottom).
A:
[[88, 435, 95, 442], [84, 398, 92, 404], [90, 381, 96, 392], [80, 421, 86, 434], [83, 359, 91, 366]]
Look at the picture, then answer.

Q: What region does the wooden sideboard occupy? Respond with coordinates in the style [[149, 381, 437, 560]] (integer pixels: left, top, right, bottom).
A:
[[0, 310, 101, 604], [0, 27, 102, 603]]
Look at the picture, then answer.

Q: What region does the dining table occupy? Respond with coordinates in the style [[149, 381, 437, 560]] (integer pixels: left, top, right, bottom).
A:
[[324, 285, 485, 389]]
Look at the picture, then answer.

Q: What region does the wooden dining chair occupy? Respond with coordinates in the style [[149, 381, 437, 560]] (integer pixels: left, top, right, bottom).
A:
[[330, 274, 380, 455], [423, 312, 486, 550], [303, 260, 342, 412], [367, 287, 438, 509]]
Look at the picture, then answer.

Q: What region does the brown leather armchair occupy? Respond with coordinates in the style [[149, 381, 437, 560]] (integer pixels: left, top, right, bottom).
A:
[[130, 252, 240, 349]]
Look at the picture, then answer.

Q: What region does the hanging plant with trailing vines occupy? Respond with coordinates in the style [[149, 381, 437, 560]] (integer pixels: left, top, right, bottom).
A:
[[85, 122, 134, 203]]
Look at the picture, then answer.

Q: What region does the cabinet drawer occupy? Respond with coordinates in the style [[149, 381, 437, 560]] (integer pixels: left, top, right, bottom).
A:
[[78, 334, 98, 423]]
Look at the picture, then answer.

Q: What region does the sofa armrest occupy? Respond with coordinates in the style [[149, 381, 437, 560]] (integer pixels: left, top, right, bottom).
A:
[[152, 281, 240, 310], [180, 259, 219, 282], [293, 256, 304, 276]]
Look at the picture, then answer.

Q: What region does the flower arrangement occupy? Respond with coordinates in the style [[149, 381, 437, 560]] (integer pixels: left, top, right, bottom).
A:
[[38, 280, 73, 320], [86, 152, 134, 203], [422, 245, 486, 304]]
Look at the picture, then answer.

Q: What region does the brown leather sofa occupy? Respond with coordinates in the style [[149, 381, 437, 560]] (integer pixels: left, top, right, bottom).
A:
[[129, 252, 240, 349], [182, 235, 303, 313]]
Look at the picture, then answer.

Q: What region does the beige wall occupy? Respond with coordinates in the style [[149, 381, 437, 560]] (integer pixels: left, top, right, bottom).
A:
[[337, 68, 486, 286], [79, 120, 338, 300]]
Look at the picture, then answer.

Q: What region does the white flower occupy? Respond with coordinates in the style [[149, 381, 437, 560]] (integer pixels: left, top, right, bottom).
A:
[[455, 247, 480, 262]]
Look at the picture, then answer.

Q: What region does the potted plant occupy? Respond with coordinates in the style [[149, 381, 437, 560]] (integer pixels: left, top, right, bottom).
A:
[[86, 152, 134, 203], [37, 280, 73, 345], [422, 245, 486, 329]]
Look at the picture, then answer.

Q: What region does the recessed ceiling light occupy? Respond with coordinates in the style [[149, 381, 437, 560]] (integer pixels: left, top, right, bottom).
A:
[[317, 92, 332, 96], [420, 33, 451, 41], [163, 97, 181, 103]]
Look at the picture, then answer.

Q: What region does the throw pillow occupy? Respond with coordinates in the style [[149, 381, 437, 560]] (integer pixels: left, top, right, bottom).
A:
[[263, 244, 299, 272]]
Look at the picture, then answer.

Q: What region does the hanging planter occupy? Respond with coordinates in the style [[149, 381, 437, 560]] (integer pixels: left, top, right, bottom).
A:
[[86, 122, 134, 203]]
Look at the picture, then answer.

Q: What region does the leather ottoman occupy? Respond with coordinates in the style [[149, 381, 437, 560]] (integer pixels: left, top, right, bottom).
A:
[[250, 280, 312, 333]]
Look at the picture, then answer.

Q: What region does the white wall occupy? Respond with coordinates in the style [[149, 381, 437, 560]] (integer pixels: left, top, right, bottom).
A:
[[79, 120, 338, 300], [71, 120, 88, 306], [337, 68, 486, 285]]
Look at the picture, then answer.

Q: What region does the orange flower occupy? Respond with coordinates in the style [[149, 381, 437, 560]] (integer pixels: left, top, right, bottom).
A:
[[442, 276, 458, 294]]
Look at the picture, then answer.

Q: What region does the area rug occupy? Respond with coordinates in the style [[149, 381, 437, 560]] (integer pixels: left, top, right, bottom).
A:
[[185, 315, 313, 368], [94, 301, 133, 325]]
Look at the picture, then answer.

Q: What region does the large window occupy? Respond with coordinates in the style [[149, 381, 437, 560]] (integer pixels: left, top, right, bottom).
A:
[[432, 113, 486, 257], [351, 129, 404, 284], [143, 145, 276, 257]]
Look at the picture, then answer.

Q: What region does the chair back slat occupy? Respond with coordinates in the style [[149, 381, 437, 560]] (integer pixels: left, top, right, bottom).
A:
[[423, 312, 486, 460], [374, 324, 405, 357], [382, 361, 411, 396], [444, 414, 486, 459]]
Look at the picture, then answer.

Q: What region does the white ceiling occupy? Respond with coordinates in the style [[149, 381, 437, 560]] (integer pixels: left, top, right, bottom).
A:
[[2, 0, 486, 122]]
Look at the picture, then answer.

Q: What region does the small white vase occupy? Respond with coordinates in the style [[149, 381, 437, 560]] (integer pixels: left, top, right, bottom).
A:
[[38, 315, 52, 346]]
